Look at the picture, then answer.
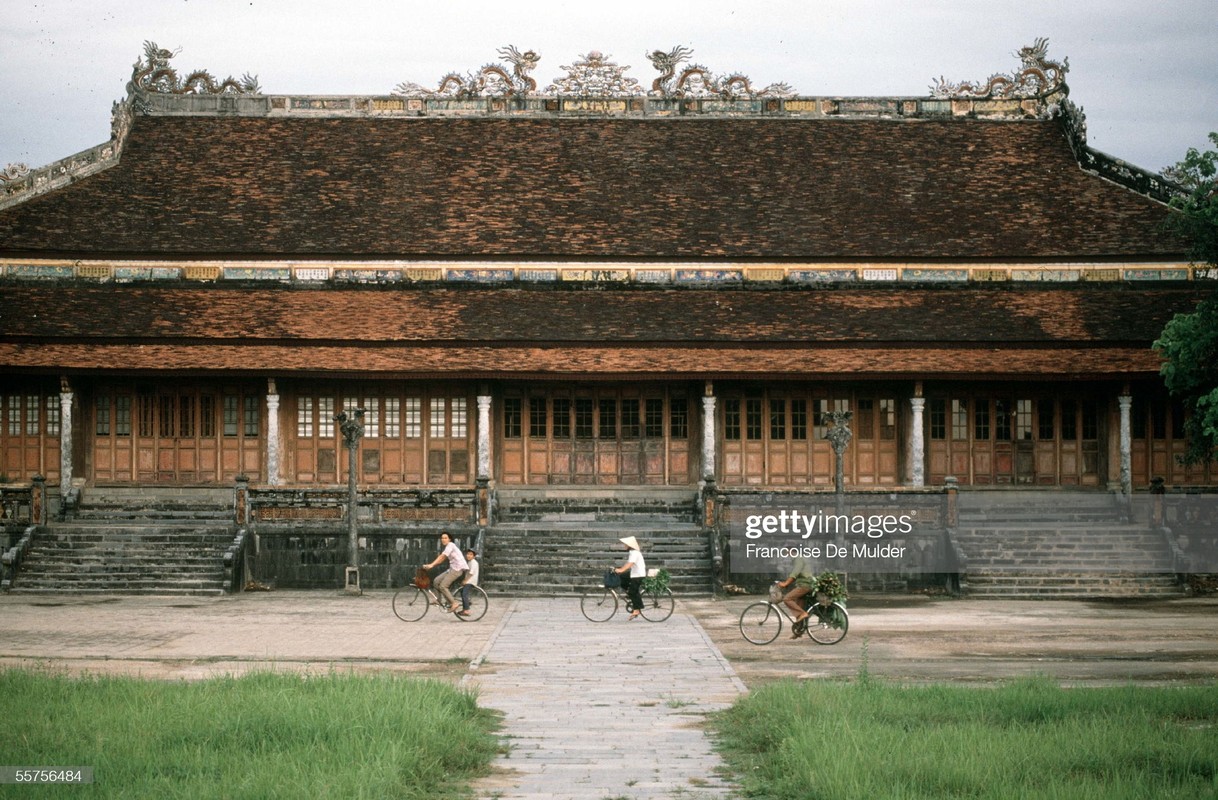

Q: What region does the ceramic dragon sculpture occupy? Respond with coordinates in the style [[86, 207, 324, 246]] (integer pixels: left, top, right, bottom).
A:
[[130, 41, 260, 94], [931, 38, 1068, 99], [393, 45, 540, 98], [646, 46, 794, 99]]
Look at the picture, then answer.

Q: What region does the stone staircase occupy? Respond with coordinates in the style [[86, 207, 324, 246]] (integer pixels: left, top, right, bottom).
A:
[[9, 487, 236, 596], [953, 492, 1184, 599], [482, 488, 713, 596]]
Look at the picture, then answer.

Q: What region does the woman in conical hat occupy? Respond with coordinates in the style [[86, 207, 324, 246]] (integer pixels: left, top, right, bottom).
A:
[[614, 536, 646, 619]]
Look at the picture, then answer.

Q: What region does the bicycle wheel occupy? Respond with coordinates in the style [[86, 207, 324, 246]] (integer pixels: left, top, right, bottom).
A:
[[639, 587, 674, 622], [806, 601, 849, 645], [580, 588, 618, 622], [392, 585, 430, 622], [455, 585, 488, 622], [738, 601, 782, 645]]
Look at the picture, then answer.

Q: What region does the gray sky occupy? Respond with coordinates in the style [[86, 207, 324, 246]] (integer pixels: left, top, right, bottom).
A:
[[2, 0, 1216, 174]]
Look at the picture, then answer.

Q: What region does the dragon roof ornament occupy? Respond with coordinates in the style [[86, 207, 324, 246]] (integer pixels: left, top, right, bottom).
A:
[[931, 38, 1068, 100], [130, 41, 261, 95], [0, 163, 31, 187], [393, 45, 795, 99], [394, 46, 540, 98], [646, 46, 795, 99]]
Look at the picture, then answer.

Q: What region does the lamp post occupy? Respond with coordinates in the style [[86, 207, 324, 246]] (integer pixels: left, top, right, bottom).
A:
[[336, 408, 365, 594], [823, 410, 853, 515]]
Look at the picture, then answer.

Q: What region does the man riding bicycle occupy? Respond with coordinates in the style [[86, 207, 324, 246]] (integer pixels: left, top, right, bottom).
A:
[[774, 555, 813, 637]]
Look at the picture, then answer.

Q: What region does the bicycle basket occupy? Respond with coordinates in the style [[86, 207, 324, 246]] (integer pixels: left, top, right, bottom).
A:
[[768, 583, 783, 602], [603, 569, 622, 589], [414, 567, 432, 589]]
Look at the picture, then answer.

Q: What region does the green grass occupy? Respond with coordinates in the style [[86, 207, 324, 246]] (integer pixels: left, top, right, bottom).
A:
[[0, 669, 498, 799], [712, 677, 1218, 800]]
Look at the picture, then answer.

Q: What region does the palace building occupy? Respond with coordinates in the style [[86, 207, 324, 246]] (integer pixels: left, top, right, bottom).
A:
[[0, 41, 1213, 595]]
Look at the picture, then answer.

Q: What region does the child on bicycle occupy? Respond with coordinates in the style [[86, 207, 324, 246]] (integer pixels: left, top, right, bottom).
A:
[[459, 549, 479, 616]]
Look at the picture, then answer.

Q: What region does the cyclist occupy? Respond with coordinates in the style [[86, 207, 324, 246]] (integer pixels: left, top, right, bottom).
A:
[[775, 555, 814, 637], [614, 536, 646, 620], [458, 548, 479, 616], [422, 531, 469, 614]]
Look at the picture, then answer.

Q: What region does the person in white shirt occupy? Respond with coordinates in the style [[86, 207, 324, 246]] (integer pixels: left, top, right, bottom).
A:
[[459, 549, 479, 616], [613, 536, 646, 620], [423, 531, 469, 613]]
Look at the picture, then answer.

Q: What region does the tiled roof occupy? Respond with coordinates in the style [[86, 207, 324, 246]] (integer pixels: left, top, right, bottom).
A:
[[1, 284, 1204, 378], [0, 343, 1167, 380], [0, 115, 1185, 260]]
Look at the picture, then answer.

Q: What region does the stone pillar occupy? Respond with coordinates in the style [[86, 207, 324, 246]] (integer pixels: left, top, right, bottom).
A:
[[59, 379, 73, 490], [476, 394, 493, 527], [909, 396, 926, 487], [265, 379, 281, 486], [476, 395, 492, 481], [701, 391, 716, 483], [31, 475, 47, 525], [1118, 393, 1133, 499]]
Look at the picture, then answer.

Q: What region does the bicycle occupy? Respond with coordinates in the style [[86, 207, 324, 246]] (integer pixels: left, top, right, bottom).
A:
[[581, 569, 675, 623], [738, 586, 849, 645], [392, 578, 488, 622]]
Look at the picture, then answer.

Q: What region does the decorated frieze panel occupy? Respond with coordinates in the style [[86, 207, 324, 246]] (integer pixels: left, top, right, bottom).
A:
[[675, 268, 743, 284], [1, 261, 1204, 286], [788, 269, 858, 284]]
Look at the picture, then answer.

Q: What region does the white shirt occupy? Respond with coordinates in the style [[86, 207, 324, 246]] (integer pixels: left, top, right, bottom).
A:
[[464, 559, 480, 586], [626, 549, 646, 578]]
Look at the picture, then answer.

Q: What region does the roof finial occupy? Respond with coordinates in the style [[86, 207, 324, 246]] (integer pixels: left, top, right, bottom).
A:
[[931, 38, 1068, 100]]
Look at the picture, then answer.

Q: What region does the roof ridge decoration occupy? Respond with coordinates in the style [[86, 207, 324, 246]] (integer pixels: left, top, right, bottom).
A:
[[545, 51, 645, 97], [931, 37, 1068, 99], [646, 46, 795, 98], [129, 41, 261, 95], [393, 45, 794, 99], [394, 46, 541, 98]]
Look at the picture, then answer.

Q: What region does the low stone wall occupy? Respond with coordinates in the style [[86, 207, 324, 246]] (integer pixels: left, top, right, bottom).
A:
[[247, 524, 480, 590]]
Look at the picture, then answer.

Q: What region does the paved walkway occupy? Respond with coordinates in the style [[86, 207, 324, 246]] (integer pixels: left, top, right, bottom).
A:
[[466, 599, 744, 800]]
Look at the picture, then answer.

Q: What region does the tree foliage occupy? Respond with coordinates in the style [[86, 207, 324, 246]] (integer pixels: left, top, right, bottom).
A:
[[1154, 132, 1218, 465], [1162, 131, 1218, 267]]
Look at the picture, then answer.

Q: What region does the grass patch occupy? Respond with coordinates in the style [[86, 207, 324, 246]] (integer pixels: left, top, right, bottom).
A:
[[713, 677, 1218, 799], [0, 668, 498, 799]]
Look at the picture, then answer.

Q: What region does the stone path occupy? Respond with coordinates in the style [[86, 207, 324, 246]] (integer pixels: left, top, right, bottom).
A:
[[466, 598, 746, 800]]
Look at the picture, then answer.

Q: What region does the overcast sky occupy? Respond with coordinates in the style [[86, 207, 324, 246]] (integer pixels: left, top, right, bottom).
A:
[[1, 0, 1215, 174]]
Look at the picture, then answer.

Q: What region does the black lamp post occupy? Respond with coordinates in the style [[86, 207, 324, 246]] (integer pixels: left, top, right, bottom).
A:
[[823, 410, 853, 515], [336, 408, 365, 593]]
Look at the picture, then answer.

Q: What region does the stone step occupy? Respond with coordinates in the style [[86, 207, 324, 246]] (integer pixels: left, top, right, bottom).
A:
[[12, 578, 228, 594]]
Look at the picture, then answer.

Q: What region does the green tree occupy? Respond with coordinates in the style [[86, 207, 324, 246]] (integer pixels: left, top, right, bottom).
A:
[[1154, 132, 1218, 464], [1162, 131, 1218, 266]]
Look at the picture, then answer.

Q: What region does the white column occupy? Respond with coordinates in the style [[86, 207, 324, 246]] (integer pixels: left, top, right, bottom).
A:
[[1118, 394, 1132, 498], [701, 395, 717, 482], [477, 395, 492, 480], [909, 396, 926, 487], [265, 379, 281, 486], [59, 385, 73, 489]]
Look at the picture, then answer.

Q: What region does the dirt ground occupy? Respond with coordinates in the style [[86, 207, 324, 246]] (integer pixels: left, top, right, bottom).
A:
[[1, 591, 1214, 687]]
